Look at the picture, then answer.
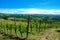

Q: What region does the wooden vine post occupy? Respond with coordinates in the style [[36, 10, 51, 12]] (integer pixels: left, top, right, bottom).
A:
[[26, 15, 30, 38], [14, 17, 17, 35]]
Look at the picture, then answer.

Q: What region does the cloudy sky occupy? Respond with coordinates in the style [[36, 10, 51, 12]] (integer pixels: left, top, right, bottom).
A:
[[0, 0, 60, 14]]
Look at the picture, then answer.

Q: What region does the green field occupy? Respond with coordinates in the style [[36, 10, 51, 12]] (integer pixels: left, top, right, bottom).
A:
[[0, 14, 60, 40]]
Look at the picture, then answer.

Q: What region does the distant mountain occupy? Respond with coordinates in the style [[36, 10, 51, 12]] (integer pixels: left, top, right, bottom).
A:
[[16, 13, 60, 16], [0, 13, 60, 17]]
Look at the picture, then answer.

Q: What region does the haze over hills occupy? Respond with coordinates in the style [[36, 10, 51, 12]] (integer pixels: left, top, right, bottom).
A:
[[0, 13, 60, 17]]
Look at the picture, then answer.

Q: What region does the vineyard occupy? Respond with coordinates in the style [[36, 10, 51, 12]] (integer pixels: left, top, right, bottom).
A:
[[0, 14, 60, 40]]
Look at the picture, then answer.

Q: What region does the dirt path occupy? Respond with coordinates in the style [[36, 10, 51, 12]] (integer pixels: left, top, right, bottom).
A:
[[40, 29, 59, 40], [0, 32, 15, 40]]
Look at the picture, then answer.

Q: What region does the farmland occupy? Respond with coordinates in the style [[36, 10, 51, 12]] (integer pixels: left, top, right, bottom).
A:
[[0, 13, 60, 40]]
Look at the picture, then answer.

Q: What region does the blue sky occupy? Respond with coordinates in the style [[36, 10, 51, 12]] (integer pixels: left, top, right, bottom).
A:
[[0, 0, 60, 14]]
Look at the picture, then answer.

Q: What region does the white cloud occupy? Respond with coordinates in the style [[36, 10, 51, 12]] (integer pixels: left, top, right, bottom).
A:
[[0, 8, 60, 14], [0, 9, 17, 14]]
